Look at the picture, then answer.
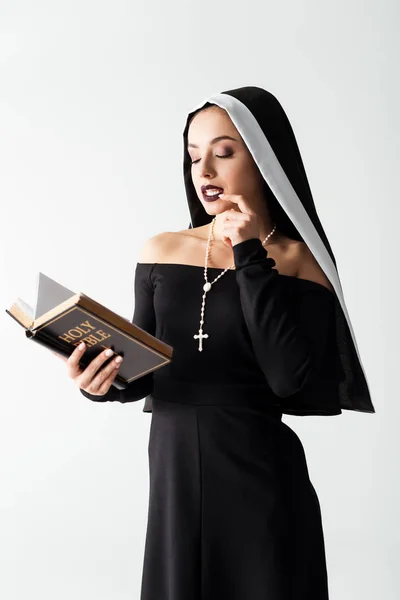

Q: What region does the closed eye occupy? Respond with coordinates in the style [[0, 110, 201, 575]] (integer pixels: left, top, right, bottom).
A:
[[191, 153, 233, 165]]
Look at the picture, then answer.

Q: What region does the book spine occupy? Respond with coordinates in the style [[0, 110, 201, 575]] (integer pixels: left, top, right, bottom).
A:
[[26, 330, 127, 390]]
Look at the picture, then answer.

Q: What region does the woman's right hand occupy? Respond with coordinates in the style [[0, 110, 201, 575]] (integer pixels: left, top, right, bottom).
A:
[[53, 342, 123, 396]]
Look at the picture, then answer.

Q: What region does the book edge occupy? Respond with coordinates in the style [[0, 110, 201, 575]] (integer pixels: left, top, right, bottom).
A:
[[31, 292, 173, 359], [6, 304, 34, 329]]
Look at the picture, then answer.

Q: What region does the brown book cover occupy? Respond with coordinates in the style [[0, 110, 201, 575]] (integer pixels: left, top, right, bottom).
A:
[[6, 273, 173, 390]]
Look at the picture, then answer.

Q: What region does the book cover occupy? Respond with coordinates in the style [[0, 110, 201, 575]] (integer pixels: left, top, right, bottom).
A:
[[6, 273, 173, 390]]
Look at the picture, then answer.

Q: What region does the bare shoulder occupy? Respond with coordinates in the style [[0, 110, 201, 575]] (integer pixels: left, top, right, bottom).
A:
[[138, 231, 178, 263], [139, 228, 208, 263], [294, 242, 334, 293]]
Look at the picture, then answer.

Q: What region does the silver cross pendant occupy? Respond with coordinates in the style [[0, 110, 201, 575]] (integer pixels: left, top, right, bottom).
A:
[[193, 328, 209, 352]]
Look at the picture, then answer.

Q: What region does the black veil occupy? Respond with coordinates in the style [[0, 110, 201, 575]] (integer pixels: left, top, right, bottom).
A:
[[182, 86, 374, 414]]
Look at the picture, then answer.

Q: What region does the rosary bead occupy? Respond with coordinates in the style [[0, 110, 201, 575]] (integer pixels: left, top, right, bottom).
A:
[[194, 217, 276, 351]]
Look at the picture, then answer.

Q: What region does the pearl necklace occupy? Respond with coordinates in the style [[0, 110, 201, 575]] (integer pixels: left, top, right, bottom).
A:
[[193, 216, 277, 351]]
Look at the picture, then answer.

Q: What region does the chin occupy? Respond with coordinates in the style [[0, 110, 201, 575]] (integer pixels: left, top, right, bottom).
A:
[[201, 200, 232, 213]]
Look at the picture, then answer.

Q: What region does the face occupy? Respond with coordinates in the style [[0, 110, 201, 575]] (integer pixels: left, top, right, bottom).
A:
[[187, 106, 266, 217]]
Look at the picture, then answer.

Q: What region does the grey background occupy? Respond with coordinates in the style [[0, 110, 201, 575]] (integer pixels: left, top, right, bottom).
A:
[[0, 1, 398, 598]]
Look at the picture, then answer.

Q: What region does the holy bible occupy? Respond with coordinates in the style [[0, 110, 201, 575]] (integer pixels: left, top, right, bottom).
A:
[[6, 272, 173, 390]]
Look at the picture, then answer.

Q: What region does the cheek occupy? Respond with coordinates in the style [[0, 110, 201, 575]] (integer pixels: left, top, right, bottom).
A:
[[240, 161, 264, 192], [228, 163, 257, 193], [190, 170, 201, 190], [220, 162, 244, 186]]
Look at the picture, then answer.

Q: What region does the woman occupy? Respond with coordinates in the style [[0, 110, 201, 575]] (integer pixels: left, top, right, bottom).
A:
[[68, 86, 375, 599]]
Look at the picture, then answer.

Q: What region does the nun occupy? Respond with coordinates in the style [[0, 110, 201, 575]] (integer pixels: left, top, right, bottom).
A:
[[78, 85, 375, 599]]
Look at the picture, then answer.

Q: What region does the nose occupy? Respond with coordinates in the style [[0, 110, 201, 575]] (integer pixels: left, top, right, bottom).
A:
[[198, 158, 216, 179]]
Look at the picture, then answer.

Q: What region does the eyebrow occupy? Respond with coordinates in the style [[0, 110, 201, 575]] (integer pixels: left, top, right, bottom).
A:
[[187, 135, 240, 149]]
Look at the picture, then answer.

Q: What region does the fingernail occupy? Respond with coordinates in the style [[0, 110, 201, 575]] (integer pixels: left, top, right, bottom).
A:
[[105, 349, 113, 357], [115, 356, 122, 363], [78, 342, 85, 350]]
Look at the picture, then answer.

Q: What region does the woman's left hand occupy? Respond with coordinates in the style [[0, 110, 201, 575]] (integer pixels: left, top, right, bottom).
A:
[[219, 193, 261, 248]]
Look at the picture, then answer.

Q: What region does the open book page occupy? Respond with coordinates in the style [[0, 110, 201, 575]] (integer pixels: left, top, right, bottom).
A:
[[7, 297, 35, 328], [34, 272, 75, 319], [15, 298, 34, 319]]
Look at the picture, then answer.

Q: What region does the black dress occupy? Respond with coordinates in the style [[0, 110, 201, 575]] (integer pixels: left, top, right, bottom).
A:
[[81, 237, 339, 599]]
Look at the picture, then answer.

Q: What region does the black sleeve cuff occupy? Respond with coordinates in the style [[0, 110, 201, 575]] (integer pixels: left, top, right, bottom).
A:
[[79, 372, 154, 404], [232, 238, 276, 271], [79, 386, 119, 402]]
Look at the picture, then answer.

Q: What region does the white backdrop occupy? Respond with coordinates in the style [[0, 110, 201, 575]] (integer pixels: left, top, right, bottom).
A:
[[1, 1, 398, 598]]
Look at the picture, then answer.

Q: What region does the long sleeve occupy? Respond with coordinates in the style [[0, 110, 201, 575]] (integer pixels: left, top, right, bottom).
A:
[[233, 238, 336, 398], [79, 263, 156, 403]]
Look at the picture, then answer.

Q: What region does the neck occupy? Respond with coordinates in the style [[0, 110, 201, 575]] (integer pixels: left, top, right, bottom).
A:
[[211, 211, 278, 246]]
